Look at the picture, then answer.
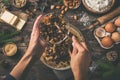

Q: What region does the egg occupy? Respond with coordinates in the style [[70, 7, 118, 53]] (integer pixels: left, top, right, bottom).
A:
[[114, 17, 120, 27], [101, 36, 113, 47], [95, 27, 106, 38], [105, 22, 116, 33], [111, 32, 120, 42]]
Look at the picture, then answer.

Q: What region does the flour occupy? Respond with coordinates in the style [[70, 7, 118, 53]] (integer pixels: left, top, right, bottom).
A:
[[85, 0, 113, 12]]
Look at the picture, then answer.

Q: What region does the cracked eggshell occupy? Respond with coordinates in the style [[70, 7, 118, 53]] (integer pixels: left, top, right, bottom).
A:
[[95, 27, 106, 38]]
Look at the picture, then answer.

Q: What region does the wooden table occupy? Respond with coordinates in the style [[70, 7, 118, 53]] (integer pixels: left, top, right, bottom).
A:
[[0, 0, 120, 80]]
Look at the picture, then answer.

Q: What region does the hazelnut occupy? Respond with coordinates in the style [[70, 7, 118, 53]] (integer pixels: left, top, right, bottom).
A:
[[56, 5, 61, 9], [64, 7, 68, 12], [61, 10, 65, 14], [64, 0, 80, 9], [61, 6, 65, 9]]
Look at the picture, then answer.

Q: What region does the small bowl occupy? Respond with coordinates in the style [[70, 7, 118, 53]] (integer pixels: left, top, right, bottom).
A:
[[64, 0, 81, 9], [3, 42, 17, 56], [82, 0, 115, 14], [13, 0, 27, 8]]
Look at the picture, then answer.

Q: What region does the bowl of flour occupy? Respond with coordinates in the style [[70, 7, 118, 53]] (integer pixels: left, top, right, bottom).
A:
[[82, 0, 115, 14]]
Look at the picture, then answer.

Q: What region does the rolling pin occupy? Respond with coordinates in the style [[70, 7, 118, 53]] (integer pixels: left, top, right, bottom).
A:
[[88, 7, 120, 29]]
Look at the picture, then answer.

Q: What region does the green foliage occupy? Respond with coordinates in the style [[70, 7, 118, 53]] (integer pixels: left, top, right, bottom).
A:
[[2, 0, 10, 7], [98, 60, 120, 79], [0, 32, 4, 37], [0, 31, 20, 44], [58, 0, 63, 4], [98, 60, 114, 70], [0, 38, 19, 43]]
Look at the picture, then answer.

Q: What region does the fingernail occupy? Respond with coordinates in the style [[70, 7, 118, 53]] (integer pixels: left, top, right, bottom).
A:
[[72, 36, 75, 38]]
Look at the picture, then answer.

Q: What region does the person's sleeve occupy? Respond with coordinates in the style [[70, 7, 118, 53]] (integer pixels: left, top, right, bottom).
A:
[[4, 74, 16, 80]]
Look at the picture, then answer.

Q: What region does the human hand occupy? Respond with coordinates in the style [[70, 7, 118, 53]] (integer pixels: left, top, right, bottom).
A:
[[28, 15, 46, 54], [70, 36, 91, 80]]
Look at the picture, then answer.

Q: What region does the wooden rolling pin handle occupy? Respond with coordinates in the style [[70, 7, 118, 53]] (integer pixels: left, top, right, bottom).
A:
[[97, 7, 120, 24], [88, 21, 99, 29]]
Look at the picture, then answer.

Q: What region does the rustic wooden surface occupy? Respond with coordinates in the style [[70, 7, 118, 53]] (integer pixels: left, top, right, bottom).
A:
[[0, 0, 120, 80]]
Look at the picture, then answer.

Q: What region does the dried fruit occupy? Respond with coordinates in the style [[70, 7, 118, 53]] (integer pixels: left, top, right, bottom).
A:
[[61, 10, 65, 14], [64, 7, 68, 11], [56, 5, 61, 9]]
